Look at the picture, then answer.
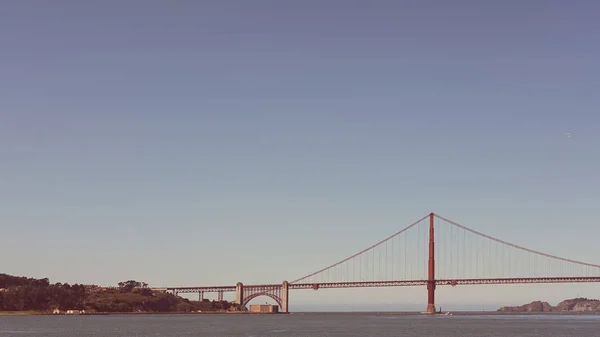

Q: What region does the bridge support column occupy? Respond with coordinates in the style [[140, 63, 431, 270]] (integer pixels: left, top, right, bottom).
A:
[[281, 281, 289, 313], [199, 291, 204, 301], [235, 282, 244, 305], [218, 291, 223, 301], [426, 212, 437, 314]]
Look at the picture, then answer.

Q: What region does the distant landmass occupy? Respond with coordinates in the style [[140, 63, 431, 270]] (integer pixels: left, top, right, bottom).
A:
[[498, 298, 600, 313], [0, 273, 243, 314]]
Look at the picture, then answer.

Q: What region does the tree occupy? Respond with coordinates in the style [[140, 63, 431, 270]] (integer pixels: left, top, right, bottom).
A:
[[117, 280, 145, 292]]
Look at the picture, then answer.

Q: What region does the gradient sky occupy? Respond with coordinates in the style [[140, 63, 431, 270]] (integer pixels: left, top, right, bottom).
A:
[[1, 1, 599, 311]]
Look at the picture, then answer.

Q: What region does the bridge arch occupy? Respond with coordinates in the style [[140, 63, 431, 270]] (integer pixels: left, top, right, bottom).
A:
[[242, 292, 282, 309]]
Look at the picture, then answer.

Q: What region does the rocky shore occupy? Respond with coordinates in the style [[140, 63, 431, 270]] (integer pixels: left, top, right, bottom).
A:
[[498, 298, 600, 312]]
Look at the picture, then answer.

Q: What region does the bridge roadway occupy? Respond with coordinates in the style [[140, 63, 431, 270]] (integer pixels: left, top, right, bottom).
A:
[[151, 276, 600, 313]]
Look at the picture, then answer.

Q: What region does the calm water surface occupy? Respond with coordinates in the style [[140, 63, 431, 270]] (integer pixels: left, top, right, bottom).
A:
[[1, 313, 599, 336]]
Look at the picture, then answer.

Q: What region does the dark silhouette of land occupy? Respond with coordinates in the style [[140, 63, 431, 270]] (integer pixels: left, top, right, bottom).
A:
[[498, 298, 600, 313], [0, 273, 242, 314]]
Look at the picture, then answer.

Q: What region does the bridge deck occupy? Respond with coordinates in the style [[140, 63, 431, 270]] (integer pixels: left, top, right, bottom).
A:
[[152, 276, 600, 293]]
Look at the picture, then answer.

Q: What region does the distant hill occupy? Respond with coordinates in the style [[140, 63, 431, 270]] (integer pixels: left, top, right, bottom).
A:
[[498, 298, 600, 313], [0, 274, 243, 313]]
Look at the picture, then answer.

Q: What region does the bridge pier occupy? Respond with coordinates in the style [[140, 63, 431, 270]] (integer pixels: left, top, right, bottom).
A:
[[425, 212, 437, 314], [198, 291, 204, 301], [218, 291, 223, 301], [281, 281, 289, 313], [235, 282, 243, 305]]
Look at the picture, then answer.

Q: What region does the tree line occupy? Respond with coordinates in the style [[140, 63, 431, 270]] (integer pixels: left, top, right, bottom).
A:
[[0, 274, 86, 311], [0, 273, 242, 312]]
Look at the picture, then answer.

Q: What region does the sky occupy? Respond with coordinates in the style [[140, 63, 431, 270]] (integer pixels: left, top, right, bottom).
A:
[[1, 0, 599, 311]]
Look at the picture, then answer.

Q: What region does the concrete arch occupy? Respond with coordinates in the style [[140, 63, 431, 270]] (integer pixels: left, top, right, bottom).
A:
[[242, 292, 283, 308]]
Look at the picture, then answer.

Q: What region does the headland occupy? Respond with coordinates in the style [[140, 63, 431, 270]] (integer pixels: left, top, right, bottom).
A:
[[498, 298, 600, 313], [0, 273, 244, 315]]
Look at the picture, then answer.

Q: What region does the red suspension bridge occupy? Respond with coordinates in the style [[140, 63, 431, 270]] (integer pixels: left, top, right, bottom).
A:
[[152, 213, 600, 313]]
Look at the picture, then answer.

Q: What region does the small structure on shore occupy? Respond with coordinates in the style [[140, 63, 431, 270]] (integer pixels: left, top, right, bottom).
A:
[[249, 304, 279, 313], [65, 309, 85, 315]]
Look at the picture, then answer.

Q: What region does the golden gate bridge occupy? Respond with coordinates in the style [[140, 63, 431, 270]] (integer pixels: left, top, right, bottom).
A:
[[152, 213, 600, 313]]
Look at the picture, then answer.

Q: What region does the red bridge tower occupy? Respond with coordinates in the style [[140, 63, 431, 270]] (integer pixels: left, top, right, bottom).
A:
[[426, 212, 436, 314]]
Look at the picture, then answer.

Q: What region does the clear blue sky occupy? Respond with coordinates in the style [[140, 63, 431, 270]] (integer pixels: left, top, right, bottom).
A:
[[1, 1, 599, 311]]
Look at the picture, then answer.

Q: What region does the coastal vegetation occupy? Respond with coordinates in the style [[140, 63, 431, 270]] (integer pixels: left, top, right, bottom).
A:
[[0, 274, 242, 313]]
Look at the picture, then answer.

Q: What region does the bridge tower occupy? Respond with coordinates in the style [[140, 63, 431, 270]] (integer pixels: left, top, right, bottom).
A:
[[426, 212, 436, 314], [235, 282, 244, 305], [281, 281, 289, 313]]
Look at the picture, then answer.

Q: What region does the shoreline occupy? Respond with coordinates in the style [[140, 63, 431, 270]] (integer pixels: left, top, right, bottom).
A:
[[0, 311, 287, 316], [2, 310, 599, 316]]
